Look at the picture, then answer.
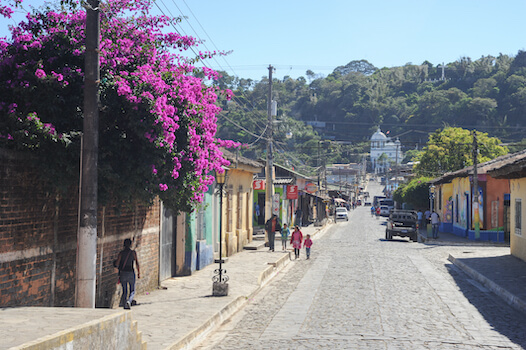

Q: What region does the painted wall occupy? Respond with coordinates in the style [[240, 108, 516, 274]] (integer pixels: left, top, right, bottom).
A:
[[452, 177, 470, 234], [224, 168, 255, 256], [510, 179, 526, 262], [485, 176, 510, 231], [437, 183, 454, 233]]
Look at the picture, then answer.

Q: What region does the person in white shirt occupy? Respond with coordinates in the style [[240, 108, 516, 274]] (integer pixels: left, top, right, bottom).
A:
[[431, 211, 440, 238]]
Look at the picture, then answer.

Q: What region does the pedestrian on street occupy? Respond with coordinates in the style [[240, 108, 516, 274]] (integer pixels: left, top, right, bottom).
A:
[[304, 234, 313, 259], [417, 209, 423, 231], [431, 211, 440, 239], [295, 208, 303, 227], [290, 226, 303, 259], [424, 209, 431, 225], [371, 205, 375, 216], [281, 223, 290, 251], [115, 238, 140, 310], [265, 214, 281, 252]]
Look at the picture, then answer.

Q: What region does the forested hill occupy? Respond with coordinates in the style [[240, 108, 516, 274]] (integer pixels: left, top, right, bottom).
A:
[[214, 51, 526, 170]]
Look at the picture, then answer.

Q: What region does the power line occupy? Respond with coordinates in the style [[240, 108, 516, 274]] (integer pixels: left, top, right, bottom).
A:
[[169, 0, 268, 133]]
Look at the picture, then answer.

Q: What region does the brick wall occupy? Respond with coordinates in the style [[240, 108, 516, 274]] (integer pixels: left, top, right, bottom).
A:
[[0, 150, 161, 307]]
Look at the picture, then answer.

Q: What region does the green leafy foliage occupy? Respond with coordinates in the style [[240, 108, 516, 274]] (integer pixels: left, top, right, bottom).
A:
[[414, 127, 508, 177], [393, 176, 433, 210]]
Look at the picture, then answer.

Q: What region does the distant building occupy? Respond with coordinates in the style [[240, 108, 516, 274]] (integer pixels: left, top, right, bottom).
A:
[[370, 127, 402, 174]]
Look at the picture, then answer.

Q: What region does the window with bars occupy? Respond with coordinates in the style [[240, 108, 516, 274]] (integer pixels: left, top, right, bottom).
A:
[[196, 207, 205, 240], [237, 187, 243, 230], [515, 199, 522, 236]]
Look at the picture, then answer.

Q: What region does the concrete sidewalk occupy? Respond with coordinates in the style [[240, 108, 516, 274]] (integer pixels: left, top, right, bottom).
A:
[[132, 222, 329, 350], [1, 223, 329, 350], [419, 229, 526, 316]]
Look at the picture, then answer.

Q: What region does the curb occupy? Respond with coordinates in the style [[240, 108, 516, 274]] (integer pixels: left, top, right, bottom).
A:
[[164, 221, 334, 350], [448, 254, 526, 315], [165, 295, 247, 350], [166, 251, 292, 350]]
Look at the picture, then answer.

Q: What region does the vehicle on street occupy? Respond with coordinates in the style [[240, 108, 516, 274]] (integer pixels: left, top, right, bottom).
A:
[[379, 205, 390, 216], [335, 207, 349, 221], [386, 210, 418, 242], [379, 199, 394, 211], [373, 195, 386, 207]]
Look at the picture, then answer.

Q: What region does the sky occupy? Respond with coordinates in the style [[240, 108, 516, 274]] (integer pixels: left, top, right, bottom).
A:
[[2, 0, 526, 82]]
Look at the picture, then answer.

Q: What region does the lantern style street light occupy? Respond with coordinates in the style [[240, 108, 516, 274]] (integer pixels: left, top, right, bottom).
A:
[[212, 168, 229, 296], [429, 184, 436, 212]]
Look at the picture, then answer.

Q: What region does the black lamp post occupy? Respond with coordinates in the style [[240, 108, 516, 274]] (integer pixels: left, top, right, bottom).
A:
[[213, 168, 229, 296]]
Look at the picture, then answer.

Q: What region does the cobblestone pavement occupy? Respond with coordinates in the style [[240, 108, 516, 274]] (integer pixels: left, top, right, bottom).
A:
[[194, 186, 526, 350]]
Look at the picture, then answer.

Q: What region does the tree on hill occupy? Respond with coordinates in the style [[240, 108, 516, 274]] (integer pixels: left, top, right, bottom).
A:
[[414, 127, 508, 177], [0, 0, 237, 211], [333, 60, 378, 76]]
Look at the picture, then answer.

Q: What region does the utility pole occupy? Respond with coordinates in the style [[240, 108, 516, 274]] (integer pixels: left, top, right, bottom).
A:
[[265, 65, 275, 228], [472, 130, 480, 239], [76, 0, 100, 308], [316, 141, 320, 223]]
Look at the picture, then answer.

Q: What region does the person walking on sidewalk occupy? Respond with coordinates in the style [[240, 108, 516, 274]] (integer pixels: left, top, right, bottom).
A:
[[431, 211, 440, 239], [290, 226, 303, 259], [417, 209, 423, 231], [304, 234, 313, 259], [265, 214, 281, 252], [281, 223, 290, 251], [115, 238, 140, 309]]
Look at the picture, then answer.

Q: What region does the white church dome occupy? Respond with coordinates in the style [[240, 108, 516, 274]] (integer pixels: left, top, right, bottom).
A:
[[371, 127, 387, 141]]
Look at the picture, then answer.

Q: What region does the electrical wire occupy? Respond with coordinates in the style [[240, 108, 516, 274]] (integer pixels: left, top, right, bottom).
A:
[[152, 0, 270, 145], [170, 0, 269, 132]]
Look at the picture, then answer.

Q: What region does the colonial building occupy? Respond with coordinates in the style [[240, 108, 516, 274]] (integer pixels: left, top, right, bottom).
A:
[[370, 127, 402, 174]]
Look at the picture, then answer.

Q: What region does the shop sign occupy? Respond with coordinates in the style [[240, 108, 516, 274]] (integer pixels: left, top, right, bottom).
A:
[[305, 182, 318, 194], [253, 179, 265, 190], [286, 185, 298, 199]]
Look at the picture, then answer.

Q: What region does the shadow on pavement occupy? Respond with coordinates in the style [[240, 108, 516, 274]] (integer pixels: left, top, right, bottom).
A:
[[446, 255, 526, 348]]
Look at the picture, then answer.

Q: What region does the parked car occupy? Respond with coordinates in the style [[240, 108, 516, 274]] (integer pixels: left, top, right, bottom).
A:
[[386, 210, 418, 242], [335, 207, 349, 221], [379, 205, 390, 216]]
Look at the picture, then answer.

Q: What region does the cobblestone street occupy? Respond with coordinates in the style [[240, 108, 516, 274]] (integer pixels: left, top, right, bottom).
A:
[[195, 189, 526, 349]]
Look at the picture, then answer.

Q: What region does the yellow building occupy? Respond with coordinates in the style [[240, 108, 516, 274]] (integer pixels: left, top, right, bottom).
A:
[[488, 150, 526, 262], [221, 150, 263, 256]]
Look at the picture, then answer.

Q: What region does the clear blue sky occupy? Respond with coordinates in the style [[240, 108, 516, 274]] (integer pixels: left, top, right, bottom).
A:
[[2, 0, 526, 82]]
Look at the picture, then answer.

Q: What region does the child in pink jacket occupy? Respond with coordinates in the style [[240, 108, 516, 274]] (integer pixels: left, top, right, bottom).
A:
[[303, 234, 313, 259]]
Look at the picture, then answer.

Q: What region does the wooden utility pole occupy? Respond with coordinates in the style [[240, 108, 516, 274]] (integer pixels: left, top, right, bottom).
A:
[[265, 65, 275, 226], [472, 130, 480, 239], [76, 0, 100, 308]]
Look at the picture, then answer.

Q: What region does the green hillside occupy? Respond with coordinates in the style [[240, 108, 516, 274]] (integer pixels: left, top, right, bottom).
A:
[[215, 52, 526, 173]]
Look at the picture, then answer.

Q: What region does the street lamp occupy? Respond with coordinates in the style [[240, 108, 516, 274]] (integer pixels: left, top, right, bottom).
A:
[[213, 168, 229, 296], [429, 184, 436, 212]]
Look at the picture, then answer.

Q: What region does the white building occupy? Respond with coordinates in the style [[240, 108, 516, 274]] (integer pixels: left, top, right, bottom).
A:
[[370, 127, 402, 174]]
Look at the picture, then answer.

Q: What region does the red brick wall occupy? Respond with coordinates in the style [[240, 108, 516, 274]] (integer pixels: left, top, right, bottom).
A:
[[0, 150, 160, 307]]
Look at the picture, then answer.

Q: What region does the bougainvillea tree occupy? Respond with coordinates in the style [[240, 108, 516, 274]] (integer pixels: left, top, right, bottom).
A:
[[0, 0, 238, 211]]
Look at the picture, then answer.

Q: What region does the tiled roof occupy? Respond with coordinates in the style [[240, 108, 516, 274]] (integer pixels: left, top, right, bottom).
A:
[[430, 149, 526, 184], [221, 149, 263, 169]]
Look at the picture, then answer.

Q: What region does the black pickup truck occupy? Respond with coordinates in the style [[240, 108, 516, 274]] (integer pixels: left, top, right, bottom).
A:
[[385, 210, 418, 242]]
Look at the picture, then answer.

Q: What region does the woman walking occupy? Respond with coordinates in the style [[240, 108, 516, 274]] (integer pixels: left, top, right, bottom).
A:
[[290, 226, 303, 259], [115, 239, 140, 309]]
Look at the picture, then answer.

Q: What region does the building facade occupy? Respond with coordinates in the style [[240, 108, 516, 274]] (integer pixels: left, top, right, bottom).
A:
[[370, 127, 402, 174]]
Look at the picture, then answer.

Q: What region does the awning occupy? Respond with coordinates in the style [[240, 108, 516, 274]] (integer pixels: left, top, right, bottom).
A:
[[334, 198, 346, 203]]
